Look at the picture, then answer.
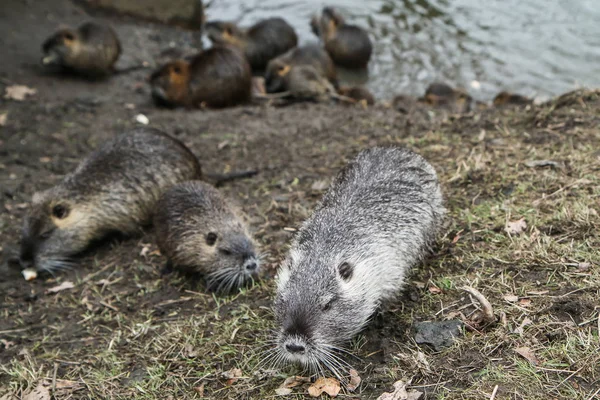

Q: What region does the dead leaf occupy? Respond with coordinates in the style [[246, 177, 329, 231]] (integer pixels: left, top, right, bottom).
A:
[[139, 243, 151, 257], [505, 218, 527, 235], [183, 343, 198, 358], [503, 294, 519, 303], [428, 286, 442, 294], [0, 113, 7, 126], [23, 383, 50, 400], [39, 157, 52, 163], [222, 367, 243, 385], [347, 369, 361, 392], [514, 346, 539, 365], [1, 339, 15, 349], [578, 262, 591, 271], [280, 376, 310, 389], [193, 383, 205, 396], [308, 377, 340, 397], [311, 180, 329, 191], [513, 317, 533, 336], [46, 281, 75, 294], [5, 85, 37, 101], [519, 298, 532, 307], [275, 388, 293, 396], [51, 379, 81, 391], [377, 380, 423, 400]]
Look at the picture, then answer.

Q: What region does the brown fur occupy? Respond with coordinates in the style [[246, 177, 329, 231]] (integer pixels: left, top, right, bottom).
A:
[[493, 91, 533, 107]]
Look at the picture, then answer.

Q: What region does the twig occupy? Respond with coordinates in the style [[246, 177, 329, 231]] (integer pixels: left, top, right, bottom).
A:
[[489, 385, 499, 400], [52, 362, 58, 394], [461, 286, 495, 324]]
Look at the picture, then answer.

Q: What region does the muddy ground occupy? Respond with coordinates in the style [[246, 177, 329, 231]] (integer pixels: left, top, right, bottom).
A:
[[1, 1, 599, 399]]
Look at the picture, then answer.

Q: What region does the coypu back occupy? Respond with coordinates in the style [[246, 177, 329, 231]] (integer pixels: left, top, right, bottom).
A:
[[19, 128, 201, 273], [42, 21, 121, 77], [265, 44, 337, 93], [318, 7, 372, 68], [274, 147, 445, 375], [206, 18, 298, 71], [493, 91, 533, 107], [154, 180, 259, 292]]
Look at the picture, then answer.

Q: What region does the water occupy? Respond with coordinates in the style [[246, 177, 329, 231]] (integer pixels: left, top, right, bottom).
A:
[[205, 0, 600, 101]]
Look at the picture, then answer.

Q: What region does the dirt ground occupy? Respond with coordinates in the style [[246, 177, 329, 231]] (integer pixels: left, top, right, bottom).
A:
[[1, 1, 599, 399]]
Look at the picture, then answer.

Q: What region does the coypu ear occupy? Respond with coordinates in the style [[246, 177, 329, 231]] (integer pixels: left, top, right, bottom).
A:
[[338, 262, 353, 281], [278, 64, 291, 77], [206, 232, 218, 246]]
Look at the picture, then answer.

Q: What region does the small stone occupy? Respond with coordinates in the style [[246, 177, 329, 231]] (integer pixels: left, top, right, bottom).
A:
[[414, 320, 463, 351]]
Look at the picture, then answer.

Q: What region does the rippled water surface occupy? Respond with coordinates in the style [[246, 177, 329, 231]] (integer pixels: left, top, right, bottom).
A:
[[205, 0, 600, 101]]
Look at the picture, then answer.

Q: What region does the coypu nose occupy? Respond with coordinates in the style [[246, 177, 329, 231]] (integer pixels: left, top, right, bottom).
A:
[[285, 343, 305, 354], [245, 262, 258, 271]]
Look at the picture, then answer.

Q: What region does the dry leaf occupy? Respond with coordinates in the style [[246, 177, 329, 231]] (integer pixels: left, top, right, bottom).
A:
[[428, 286, 442, 294], [222, 367, 243, 385], [1, 339, 15, 349], [311, 180, 329, 191], [183, 343, 198, 358], [0, 113, 7, 126], [39, 157, 52, 163], [5, 85, 37, 101], [23, 383, 50, 400], [347, 369, 361, 392], [275, 388, 293, 396], [503, 294, 519, 302], [308, 377, 340, 397], [280, 376, 310, 389], [519, 298, 532, 307], [515, 346, 539, 365], [193, 383, 205, 396], [505, 218, 527, 235], [22, 268, 38, 281], [46, 281, 75, 294], [52, 379, 81, 390], [513, 317, 533, 336], [139, 243, 151, 257], [377, 380, 423, 400]]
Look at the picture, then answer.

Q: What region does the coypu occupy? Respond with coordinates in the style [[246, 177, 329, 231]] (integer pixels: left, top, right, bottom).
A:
[[41, 21, 121, 77], [493, 91, 532, 107], [312, 7, 372, 69], [150, 46, 252, 108], [392, 94, 421, 113], [272, 147, 445, 379], [265, 44, 337, 93], [337, 86, 375, 106], [154, 181, 259, 292], [205, 18, 298, 72], [421, 82, 472, 113], [18, 128, 201, 273]]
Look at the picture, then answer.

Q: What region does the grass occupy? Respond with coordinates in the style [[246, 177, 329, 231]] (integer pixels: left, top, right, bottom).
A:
[[1, 90, 599, 399]]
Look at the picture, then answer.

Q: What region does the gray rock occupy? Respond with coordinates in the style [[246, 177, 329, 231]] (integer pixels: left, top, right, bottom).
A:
[[414, 320, 463, 351]]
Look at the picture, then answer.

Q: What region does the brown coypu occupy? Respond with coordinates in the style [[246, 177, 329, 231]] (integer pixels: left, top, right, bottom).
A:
[[154, 181, 260, 292], [337, 86, 375, 106], [493, 91, 533, 107], [265, 44, 337, 93], [41, 21, 121, 77], [205, 18, 298, 72], [421, 82, 473, 113], [18, 128, 201, 273], [150, 46, 252, 108], [312, 7, 373, 69]]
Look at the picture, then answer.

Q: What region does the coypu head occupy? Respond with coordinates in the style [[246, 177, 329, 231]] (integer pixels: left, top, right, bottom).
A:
[[310, 14, 321, 37], [319, 7, 345, 40], [19, 189, 91, 273], [41, 28, 82, 67], [421, 82, 472, 113], [265, 58, 292, 93], [205, 21, 246, 48], [493, 91, 532, 106], [150, 60, 191, 107], [273, 228, 381, 379]]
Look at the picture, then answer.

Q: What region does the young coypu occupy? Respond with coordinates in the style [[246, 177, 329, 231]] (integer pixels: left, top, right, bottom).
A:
[[150, 46, 252, 108], [18, 128, 201, 273], [154, 181, 259, 292], [42, 21, 121, 77], [272, 147, 445, 379], [312, 7, 372, 69], [493, 91, 532, 107], [421, 82, 472, 113], [337, 86, 375, 106], [205, 18, 298, 72], [265, 44, 337, 94]]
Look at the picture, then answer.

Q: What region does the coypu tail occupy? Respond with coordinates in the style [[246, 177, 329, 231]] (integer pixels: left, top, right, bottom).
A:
[[204, 170, 258, 186]]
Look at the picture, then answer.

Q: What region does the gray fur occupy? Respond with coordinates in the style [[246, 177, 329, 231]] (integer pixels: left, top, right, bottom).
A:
[[19, 128, 201, 273], [273, 147, 445, 378], [154, 181, 259, 292]]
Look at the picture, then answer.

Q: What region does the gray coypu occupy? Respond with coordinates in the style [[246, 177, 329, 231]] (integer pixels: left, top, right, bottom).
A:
[[421, 82, 473, 113], [493, 91, 533, 107], [150, 46, 252, 108], [18, 128, 202, 273], [265, 44, 337, 94], [42, 21, 121, 77], [312, 7, 373, 69], [154, 181, 259, 292], [272, 147, 445, 379], [205, 18, 298, 72]]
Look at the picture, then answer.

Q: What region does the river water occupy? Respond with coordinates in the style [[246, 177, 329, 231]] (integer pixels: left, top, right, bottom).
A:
[[205, 0, 600, 101]]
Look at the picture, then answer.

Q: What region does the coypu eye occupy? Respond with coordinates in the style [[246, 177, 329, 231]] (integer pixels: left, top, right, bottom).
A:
[[172, 66, 182, 75], [338, 262, 353, 281], [219, 249, 232, 256], [52, 204, 69, 219], [63, 32, 74, 41], [206, 232, 218, 246], [321, 296, 336, 311]]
